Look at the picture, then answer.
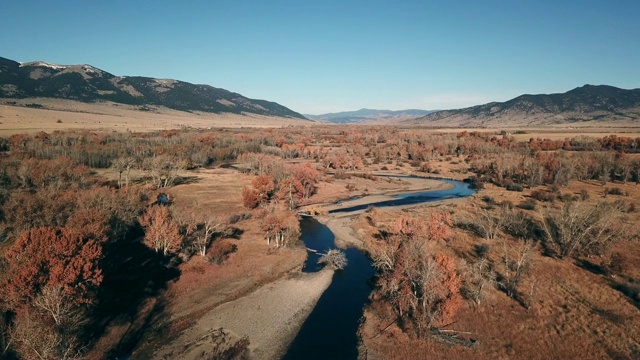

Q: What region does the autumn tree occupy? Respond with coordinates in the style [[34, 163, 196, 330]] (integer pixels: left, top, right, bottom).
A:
[[259, 207, 300, 248], [242, 187, 260, 209], [277, 176, 304, 210], [252, 175, 275, 203], [139, 205, 182, 256], [1, 227, 104, 359], [289, 163, 321, 199], [366, 213, 461, 336], [2, 227, 103, 307]]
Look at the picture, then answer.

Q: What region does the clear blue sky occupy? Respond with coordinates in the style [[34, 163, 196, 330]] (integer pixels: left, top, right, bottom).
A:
[[1, 0, 639, 114]]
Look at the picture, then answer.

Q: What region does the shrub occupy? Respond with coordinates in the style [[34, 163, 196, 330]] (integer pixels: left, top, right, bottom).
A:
[[419, 162, 431, 173], [465, 176, 485, 190], [229, 212, 251, 224], [209, 240, 237, 264], [501, 200, 514, 209], [531, 190, 557, 202], [579, 189, 590, 201], [602, 252, 628, 276], [482, 195, 495, 205], [474, 243, 491, 258], [615, 280, 640, 305], [518, 199, 537, 210], [604, 187, 626, 196], [559, 192, 579, 202], [334, 170, 351, 179], [506, 183, 524, 192]]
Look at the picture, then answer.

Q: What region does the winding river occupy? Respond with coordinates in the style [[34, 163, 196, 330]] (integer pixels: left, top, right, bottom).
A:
[[282, 179, 475, 360]]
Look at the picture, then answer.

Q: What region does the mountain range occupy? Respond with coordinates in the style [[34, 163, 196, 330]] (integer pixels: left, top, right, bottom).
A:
[[0, 56, 306, 119], [305, 108, 433, 123], [407, 85, 640, 127]]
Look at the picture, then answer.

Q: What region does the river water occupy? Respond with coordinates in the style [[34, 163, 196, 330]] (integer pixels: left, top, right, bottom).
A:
[[282, 179, 474, 359]]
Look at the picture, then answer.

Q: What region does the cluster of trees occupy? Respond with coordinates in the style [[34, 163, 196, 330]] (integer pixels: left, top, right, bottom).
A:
[[470, 148, 640, 189], [258, 206, 301, 248], [240, 158, 321, 210], [0, 134, 212, 358], [364, 211, 461, 337], [455, 192, 632, 309], [0, 150, 154, 358]]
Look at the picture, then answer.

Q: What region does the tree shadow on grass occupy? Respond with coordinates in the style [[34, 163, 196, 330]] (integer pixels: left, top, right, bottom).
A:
[[575, 258, 605, 275], [173, 175, 201, 186], [86, 228, 180, 357], [611, 278, 640, 310]]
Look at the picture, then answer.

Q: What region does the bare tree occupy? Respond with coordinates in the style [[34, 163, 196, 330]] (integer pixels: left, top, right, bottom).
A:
[[111, 157, 135, 188], [318, 249, 348, 270], [541, 200, 626, 258], [143, 155, 183, 188], [497, 239, 533, 299], [462, 258, 496, 305], [11, 308, 82, 360], [195, 216, 223, 257], [33, 286, 86, 328], [459, 206, 509, 240]]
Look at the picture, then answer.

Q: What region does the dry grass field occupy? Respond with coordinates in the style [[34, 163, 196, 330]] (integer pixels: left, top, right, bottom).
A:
[[0, 99, 312, 135], [3, 99, 640, 138], [350, 159, 640, 360]]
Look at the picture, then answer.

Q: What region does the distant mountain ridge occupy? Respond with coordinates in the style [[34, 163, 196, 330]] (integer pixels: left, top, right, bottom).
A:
[[306, 108, 433, 123], [407, 85, 640, 127], [0, 56, 306, 119]]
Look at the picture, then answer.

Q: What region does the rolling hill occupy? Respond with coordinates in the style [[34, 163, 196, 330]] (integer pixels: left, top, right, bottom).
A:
[[406, 85, 640, 127], [0, 56, 306, 119]]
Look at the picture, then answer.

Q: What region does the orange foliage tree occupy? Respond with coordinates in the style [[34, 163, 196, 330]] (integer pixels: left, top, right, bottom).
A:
[[252, 175, 275, 203], [259, 207, 300, 248], [289, 163, 321, 199], [367, 213, 461, 336], [139, 205, 182, 256], [2, 227, 104, 307], [242, 174, 276, 209]]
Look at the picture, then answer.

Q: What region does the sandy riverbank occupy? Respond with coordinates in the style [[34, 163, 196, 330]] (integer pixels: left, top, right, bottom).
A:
[[319, 176, 454, 214], [153, 269, 334, 359], [316, 177, 456, 250]]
